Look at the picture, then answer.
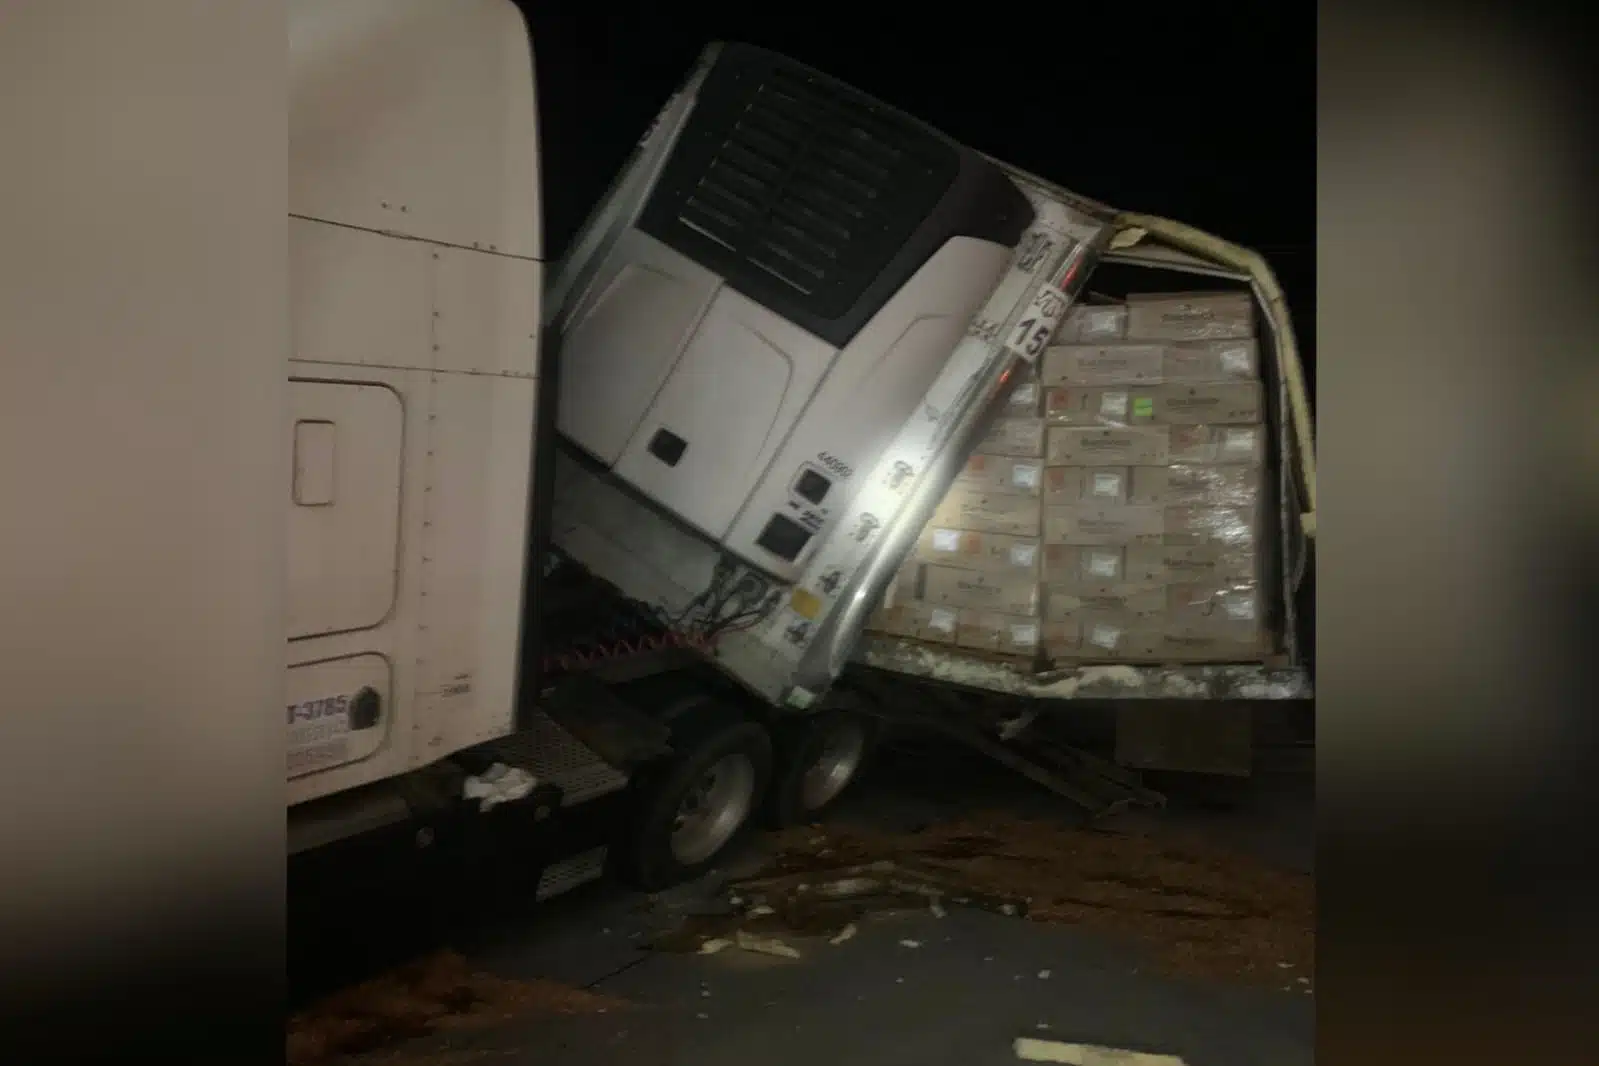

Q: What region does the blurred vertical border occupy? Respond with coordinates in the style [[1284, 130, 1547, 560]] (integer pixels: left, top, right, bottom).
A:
[[0, 1, 285, 1062], [1320, 2, 1597, 1064]]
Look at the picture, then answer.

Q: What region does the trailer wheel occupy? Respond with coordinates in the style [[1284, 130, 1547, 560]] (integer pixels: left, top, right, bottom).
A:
[[620, 705, 772, 891], [766, 710, 873, 828]]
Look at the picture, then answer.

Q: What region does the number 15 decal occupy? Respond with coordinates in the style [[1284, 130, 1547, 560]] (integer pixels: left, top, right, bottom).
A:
[[1007, 288, 1067, 360]]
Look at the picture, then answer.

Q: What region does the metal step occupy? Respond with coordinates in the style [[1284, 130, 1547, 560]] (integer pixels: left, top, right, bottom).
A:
[[536, 846, 609, 901], [477, 711, 630, 807]]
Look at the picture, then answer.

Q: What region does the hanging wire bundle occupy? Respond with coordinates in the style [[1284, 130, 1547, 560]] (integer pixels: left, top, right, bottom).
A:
[[537, 550, 781, 678]]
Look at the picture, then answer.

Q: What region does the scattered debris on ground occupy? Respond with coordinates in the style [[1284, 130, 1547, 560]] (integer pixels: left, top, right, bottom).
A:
[[287, 950, 625, 1066], [652, 811, 1311, 986]]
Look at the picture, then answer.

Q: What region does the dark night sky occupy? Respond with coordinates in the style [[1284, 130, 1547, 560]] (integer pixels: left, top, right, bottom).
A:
[[519, 4, 1315, 342]]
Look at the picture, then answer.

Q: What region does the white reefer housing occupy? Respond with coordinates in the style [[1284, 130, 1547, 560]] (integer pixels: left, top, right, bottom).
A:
[[553, 45, 1035, 583], [286, 0, 542, 804]]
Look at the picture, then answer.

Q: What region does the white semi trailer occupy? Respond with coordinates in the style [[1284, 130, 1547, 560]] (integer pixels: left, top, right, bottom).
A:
[[285, 0, 1315, 894]]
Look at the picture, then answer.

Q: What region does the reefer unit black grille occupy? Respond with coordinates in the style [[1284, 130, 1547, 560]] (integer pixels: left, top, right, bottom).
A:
[[640, 45, 1029, 348]]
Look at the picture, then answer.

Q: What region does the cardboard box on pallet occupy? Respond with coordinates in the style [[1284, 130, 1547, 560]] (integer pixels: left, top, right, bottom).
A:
[[1166, 581, 1264, 642], [1125, 543, 1257, 583], [1156, 579, 1269, 661], [869, 601, 958, 644], [955, 610, 1042, 655], [1044, 503, 1165, 546], [976, 415, 1046, 458], [1164, 505, 1260, 549], [1043, 543, 1128, 586], [1045, 583, 1166, 620], [1004, 363, 1045, 417], [1044, 382, 1264, 427], [873, 562, 1044, 649], [1169, 424, 1266, 465], [1158, 632, 1271, 661], [1041, 342, 1167, 387], [1055, 302, 1132, 343], [1125, 291, 1255, 342], [1044, 465, 1130, 506], [869, 427, 1046, 651], [1128, 464, 1262, 507], [1046, 426, 1170, 466], [929, 486, 1042, 538], [919, 564, 1040, 617], [1054, 303, 1129, 343], [1045, 424, 1265, 468], [1165, 339, 1260, 382], [913, 526, 1041, 576], [1042, 339, 1260, 386], [1053, 463, 1262, 509], [955, 453, 1044, 497], [1077, 615, 1166, 660]]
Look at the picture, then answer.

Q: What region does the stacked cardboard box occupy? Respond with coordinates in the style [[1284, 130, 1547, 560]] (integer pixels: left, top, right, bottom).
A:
[[1036, 291, 1271, 663], [866, 365, 1046, 661]]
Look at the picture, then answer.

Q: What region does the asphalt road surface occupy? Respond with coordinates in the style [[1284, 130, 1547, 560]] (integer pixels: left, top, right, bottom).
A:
[[289, 735, 1314, 1066]]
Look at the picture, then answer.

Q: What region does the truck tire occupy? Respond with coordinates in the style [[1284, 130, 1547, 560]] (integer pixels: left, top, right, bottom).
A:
[[619, 705, 772, 892], [765, 710, 873, 828]]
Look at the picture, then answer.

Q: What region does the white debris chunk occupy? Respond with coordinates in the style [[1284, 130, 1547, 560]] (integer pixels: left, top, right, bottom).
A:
[[1013, 1037, 1188, 1065], [734, 931, 801, 959], [461, 763, 536, 811], [899, 939, 922, 949], [1037, 969, 1052, 980], [698, 938, 734, 956], [999, 711, 1038, 740], [1277, 962, 1293, 969], [696, 1013, 709, 1020], [1036, 1023, 1051, 1031], [813, 877, 879, 899], [1000, 904, 1018, 916], [929, 899, 947, 919], [747, 904, 776, 918], [829, 924, 858, 946]]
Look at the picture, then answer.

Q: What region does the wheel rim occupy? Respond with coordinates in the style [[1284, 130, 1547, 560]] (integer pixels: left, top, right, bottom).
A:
[[799, 719, 867, 811], [670, 752, 756, 865]]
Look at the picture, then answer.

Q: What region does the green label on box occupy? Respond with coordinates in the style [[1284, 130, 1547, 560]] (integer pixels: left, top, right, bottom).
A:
[[1132, 396, 1155, 418]]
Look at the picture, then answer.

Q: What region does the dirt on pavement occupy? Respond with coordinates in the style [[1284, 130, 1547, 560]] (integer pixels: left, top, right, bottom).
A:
[[754, 812, 1314, 986], [287, 949, 625, 1066]]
